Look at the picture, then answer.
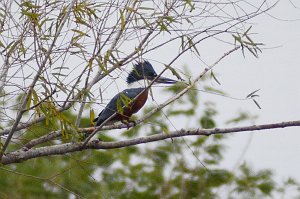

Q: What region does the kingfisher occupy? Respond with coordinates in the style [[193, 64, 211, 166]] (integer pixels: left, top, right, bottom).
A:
[[93, 61, 178, 127]]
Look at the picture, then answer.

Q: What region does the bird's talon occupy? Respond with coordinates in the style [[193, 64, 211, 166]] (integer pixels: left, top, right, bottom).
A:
[[131, 120, 137, 126], [21, 147, 29, 151]]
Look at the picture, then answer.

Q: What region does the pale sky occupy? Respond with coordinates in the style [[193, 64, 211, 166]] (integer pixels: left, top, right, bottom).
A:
[[203, 0, 300, 187]]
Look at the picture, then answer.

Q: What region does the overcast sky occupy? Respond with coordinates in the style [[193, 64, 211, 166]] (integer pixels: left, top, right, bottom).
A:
[[204, 0, 300, 185]]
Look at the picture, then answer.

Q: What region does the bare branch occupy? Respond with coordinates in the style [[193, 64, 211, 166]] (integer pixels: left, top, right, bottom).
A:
[[2, 120, 300, 165]]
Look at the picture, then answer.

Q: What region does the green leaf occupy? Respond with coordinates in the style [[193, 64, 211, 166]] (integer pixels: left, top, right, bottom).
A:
[[164, 64, 183, 80], [187, 36, 200, 56], [285, 177, 298, 186], [85, 89, 94, 101], [158, 20, 171, 34], [72, 42, 85, 49], [168, 109, 194, 116], [165, 81, 187, 93], [232, 34, 243, 45], [125, 6, 135, 12], [116, 98, 124, 114], [21, 1, 41, 9], [88, 58, 93, 71], [96, 57, 109, 75], [162, 126, 170, 135], [119, 92, 132, 107], [162, 16, 174, 22], [116, 93, 133, 115], [245, 45, 258, 58], [6, 39, 21, 56], [122, 124, 140, 138], [75, 17, 90, 27], [139, 7, 154, 10], [45, 106, 50, 126], [32, 89, 39, 106], [19, 42, 27, 55], [257, 182, 274, 195], [53, 67, 69, 70], [37, 17, 49, 30], [243, 26, 252, 37], [21, 10, 40, 22], [211, 70, 221, 85], [226, 112, 252, 124], [51, 73, 67, 77], [71, 29, 89, 37], [184, 0, 195, 11], [0, 40, 5, 48], [204, 86, 225, 95], [104, 50, 111, 66], [26, 90, 32, 109], [246, 89, 260, 98], [200, 116, 216, 129], [252, 99, 261, 109], [119, 9, 125, 30], [90, 109, 95, 125], [181, 35, 185, 51], [192, 137, 208, 147], [244, 40, 256, 47]]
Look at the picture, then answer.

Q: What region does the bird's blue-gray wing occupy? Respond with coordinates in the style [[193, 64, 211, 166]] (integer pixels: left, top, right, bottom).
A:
[[94, 88, 144, 126], [94, 92, 121, 126]]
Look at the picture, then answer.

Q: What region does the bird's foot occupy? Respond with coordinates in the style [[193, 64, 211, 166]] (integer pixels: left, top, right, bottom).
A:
[[129, 119, 136, 127], [121, 119, 136, 129]]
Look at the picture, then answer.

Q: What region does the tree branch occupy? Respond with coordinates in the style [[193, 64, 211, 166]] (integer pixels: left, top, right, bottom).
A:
[[2, 120, 300, 165]]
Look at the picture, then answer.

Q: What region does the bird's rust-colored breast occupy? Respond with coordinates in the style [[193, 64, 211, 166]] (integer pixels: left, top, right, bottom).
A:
[[115, 88, 149, 121], [130, 88, 149, 114]]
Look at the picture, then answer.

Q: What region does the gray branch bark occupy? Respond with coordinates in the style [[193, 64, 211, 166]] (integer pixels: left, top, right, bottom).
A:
[[2, 120, 300, 165]]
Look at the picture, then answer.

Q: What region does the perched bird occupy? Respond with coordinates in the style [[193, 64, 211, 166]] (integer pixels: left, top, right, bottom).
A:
[[93, 61, 178, 126]]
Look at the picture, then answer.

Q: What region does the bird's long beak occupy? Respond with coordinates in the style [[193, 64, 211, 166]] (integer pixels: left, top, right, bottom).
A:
[[152, 76, 178, 84]]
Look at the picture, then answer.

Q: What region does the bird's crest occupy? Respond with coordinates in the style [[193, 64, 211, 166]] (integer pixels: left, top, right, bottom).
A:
[[126, 61, 157, 84]]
